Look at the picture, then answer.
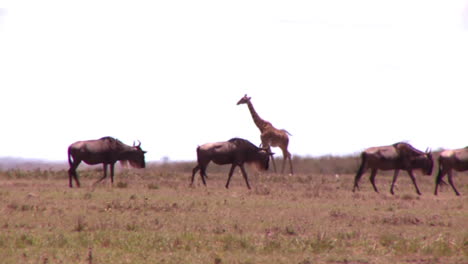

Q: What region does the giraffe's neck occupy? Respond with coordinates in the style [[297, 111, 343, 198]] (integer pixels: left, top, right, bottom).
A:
[[246, 101, 271, 132]]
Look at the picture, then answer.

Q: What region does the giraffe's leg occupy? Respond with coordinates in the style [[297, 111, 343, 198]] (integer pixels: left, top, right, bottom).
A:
[[280, 147, 293, 175], [288, 154, 293, 175], [280, 149, 287, 174], [270, 152, 277, 173]]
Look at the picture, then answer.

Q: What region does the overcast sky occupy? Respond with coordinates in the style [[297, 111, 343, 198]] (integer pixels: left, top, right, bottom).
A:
[[1, 0, 468, 162]]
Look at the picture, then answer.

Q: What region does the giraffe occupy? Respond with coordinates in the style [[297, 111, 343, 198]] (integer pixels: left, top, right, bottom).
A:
[[237, 94, 294, 174]]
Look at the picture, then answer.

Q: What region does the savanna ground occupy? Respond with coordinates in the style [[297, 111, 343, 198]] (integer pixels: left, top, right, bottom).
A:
[[0, 156, 466, 264]]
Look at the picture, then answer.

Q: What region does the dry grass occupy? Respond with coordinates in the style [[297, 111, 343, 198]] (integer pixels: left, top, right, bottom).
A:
[[0, 158, 466, 264]]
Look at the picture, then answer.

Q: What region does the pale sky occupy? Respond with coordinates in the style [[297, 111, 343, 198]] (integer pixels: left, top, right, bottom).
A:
[[1, 0, 468, 162]]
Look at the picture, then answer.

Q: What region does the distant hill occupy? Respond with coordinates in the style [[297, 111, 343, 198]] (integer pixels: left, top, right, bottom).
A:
[[0, 157, 163, 171], [0, 157, 67, 170]]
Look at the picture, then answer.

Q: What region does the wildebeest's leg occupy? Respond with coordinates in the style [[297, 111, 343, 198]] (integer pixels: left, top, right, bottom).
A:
[[447, 170, 460, 196], [68, 166, 75, 188], [68, 169, 73, 188], [406, 170, 421, 195], [199, 165, 207, 186], [225, 164, 237, 189], [262, 143, 277, 173], [434, 166, 446, 195], [110, 163, 115, 184], [239, 164, 251, 189], [369, 169, 379, 193], [390, 169, 400, 195], [68, 160, 81, 188], [353, 154, 367, 192], [191, 161, 208, 187], [94, 164, 108, 185], [73, 168, 81, 188], [190, 165, 200, 187]]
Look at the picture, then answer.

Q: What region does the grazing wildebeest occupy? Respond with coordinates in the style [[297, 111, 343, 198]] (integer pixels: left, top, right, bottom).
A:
[[352, 142, 433, 195], [434, 147, 468, 196], [190, 138, 273, 189], [68, 136, 146, 188]]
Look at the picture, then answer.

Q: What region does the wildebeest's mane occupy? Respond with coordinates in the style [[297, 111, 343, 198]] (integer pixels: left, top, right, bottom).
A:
[[100, 137, 141, 168], [100, 136, 123, 144], [392, 141, 410, 147], [99, 136, 126, 149], [392, 142, 425, 155], [228, 137, 258, 149]]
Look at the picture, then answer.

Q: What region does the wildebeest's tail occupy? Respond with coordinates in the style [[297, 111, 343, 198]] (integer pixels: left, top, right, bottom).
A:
[[353, 152, 367, 191], [67, 146, 74, 167], [281, 129, 292, 136], [196, 146, 201, 162], [356, 153, 367, 175]]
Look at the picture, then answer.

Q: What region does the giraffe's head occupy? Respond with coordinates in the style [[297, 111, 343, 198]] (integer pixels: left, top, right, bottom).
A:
[[236, 94, 251, 105]]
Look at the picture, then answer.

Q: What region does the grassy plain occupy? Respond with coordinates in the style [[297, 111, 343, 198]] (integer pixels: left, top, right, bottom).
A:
[[0, 157, 466, 264]]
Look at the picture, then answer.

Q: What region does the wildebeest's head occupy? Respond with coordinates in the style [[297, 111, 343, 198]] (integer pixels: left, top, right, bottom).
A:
[[236, 94, 251, 105], [411, 149, 433, 176], [422, 151, 434, 176], [127, 141, 147, 169], [250, 148, 274, 171]]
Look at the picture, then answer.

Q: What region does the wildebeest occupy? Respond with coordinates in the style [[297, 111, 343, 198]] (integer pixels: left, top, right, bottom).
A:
[[434, 147, 468, 196], [352, 142, 433, 195], [190, 137, 273, 189], [68, 136, 147, 188]]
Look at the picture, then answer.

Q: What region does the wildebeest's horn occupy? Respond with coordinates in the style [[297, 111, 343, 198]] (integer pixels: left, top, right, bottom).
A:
[[260, 147, 275, 156], [132, 140, 141, 147]]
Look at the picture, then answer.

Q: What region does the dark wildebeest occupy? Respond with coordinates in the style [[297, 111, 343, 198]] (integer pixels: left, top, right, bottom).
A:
[[190, 138, 273, 189], [434, 147, 468, 196], [68, 136, 147, 188], [352, 142, 433, 195]]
